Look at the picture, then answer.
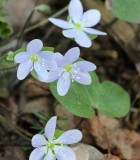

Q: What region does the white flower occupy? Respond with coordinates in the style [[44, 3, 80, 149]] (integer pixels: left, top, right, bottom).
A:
[[29, 116, 82, 160], [49, 0, 107, 48], [14, 39, 57, 82], [46, 47, 96, 96]]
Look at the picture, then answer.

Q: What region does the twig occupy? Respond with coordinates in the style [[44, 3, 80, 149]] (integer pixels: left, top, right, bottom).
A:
[[94, 109, 111, 160], [24, 5, 68, 33], [15, 10, 35, 49], [0, 115, 31, 142], [0, 5, 68, 53], [28, 79, 50, 91], [15, 0, 38, 49]]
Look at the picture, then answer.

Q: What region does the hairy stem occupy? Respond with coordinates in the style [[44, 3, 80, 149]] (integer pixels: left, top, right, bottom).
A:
[[94, 109, 111, 160]]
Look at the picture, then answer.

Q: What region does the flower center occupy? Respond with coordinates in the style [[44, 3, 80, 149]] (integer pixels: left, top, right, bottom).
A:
[[31, 54, 39, 62], [75, 23, 83, 30], [65, 64, 72, 72], [48, 142, 55, 149]]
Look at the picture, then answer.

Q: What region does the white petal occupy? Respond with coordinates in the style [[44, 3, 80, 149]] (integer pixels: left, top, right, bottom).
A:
[[39, 51, 57, 71], [17, 60, 33, 80], [81, 9, 101, 27], [44, 149, 55, 160], [55, 52, 64, 67], [29, 147, 45, 160], [39, 51, 56, 62], [68, 0, 83, 23], [57, 73, 71, 96], [14, 52, 30, 63], [75, 31, 92, 48], [62, 29, 76, 38], [32, 134, 47, 148], [55, 129, 82, 144], [45, 60, 58, 71], [49, 18, 72, 29], [73, 71, 91, 85], [54, 146, 76, 160], [75, 61, 96, 72], [34, 62, 49, 82], [46, 68, 62, 83], [27, 39, 43, 54], [64, 47, 80, 63], [83, 28, 107, 35], [45, 116, 57, 141]]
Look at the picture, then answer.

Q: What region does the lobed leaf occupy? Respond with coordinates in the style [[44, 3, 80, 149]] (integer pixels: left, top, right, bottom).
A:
[[50, 72, 130, 118], [111, 0, 140, 23]]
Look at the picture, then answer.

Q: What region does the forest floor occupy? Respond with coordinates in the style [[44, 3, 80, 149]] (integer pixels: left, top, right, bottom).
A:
[[0, 0, 140, 160]]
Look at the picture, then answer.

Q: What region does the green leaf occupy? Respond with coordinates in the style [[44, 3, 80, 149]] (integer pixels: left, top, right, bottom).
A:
[[50, 72, 100, 118], [35, 4, 51, 15], [0, 17, 12, 38], [42, 47, 54, 52], [111, 0, 140, 23], [88, 34, 97, 40], [0, 53, 16, 69], [50, 72, 130, 118], [0, 0, 8, 7], [90, 81, 130, 117], [6, 51, 15, 61], [54, 129, 64, 139], [31, 70, 38, 80]]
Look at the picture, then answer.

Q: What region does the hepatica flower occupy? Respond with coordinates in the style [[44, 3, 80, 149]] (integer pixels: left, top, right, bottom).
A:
[[14, 39, 57, 82], [29, 116, 82, 160], [49, 0, 106, 48], [47, 47, 96, 96]]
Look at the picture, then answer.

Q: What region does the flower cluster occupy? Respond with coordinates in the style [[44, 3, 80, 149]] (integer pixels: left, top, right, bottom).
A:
[[14, 39, 96, 96], [29, 116, 82, 160], [13, 0, 107, 160], [49, 0, 106, 48]]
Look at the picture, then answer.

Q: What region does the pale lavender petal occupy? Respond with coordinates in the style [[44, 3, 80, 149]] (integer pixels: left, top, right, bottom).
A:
[[45, 60, 57, 71], [49, 18, 72, 29], [55, 52, 64, 67], [45, 116, 57, 141], [14, 52, 30, 63], [17, 60, 33, 80], [64, 47, 80, 63], [34, 62, 49, 82], [54, 146, 76, 160], [73, 71, 91, 85], [57, 73, 71, 96], [62, 29, 76, 38], [39, 51, 57, 70], [75, 61, 96, 72], [39, 51, 55, 62], [81, 9, 101, 27], [54, 129, 82, 144], [27, 39, 43, 54], [32, 134, 47, 148], [68, 0, 83, 23], [44, 149, 55, 160], [46, 68, 62, 83], [83, 28, 107, 35], [29, 147, 45, 160], [75, 31, 92, 48]]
